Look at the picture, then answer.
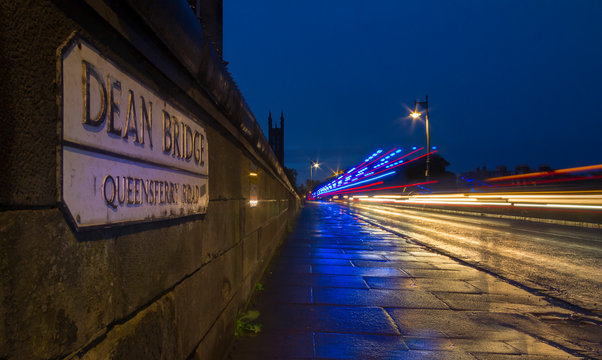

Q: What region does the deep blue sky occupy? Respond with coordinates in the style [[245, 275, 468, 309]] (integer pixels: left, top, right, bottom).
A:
[[223, 1, 602, 185]]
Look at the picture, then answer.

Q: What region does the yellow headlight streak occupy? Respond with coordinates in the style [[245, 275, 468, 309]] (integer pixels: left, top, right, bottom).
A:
[[486, 164, 602, 182], [514, 203, 602, 210], [348, 191, 602, 211], [353, 204, 596, 275]]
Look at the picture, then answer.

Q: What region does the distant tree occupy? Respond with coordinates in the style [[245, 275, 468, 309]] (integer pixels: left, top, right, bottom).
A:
[[296, 179, 320, 200], [284, 167, 298, 192], [297, 183, 309, 199], [305, 179, 321, 191], [538, 164, 553, 172], [297, 179, 322, 197], [515, 164, 532, 174]]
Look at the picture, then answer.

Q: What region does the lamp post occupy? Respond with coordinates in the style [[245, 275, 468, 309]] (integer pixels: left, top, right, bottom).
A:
[[310, 160, 320, 189], [410, 95, 430, 180]]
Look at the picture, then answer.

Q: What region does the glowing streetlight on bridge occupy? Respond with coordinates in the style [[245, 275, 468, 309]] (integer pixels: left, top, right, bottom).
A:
[[410, 111, 421, 119], [410, 95, 431, 180]]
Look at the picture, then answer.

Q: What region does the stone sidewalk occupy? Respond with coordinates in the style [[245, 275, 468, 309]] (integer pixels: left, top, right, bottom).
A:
[[228, 202, 595, 359]]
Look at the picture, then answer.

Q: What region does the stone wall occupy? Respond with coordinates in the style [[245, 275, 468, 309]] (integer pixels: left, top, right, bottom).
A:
[[0, 1, 299, 359]]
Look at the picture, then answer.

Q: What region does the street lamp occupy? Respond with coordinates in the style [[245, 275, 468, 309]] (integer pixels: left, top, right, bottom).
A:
[[310, 160, 320, 188], [410, 95, 430, 179]]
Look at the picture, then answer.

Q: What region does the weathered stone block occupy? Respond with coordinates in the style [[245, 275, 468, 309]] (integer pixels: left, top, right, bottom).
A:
[[242, 231, 260, 277], [189, 290, 241, 360], [207, 129, 244, 201], [110, 219, 206, 318], [0, 1, 77, 205], [174, 243, 243, 357], [0, 209, 116, 359], [81, 293, 181, 360], [204, 199, 243, 262]]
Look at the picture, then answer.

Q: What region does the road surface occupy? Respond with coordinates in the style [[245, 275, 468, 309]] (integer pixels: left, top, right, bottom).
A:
[[344, 202, 602, 314]]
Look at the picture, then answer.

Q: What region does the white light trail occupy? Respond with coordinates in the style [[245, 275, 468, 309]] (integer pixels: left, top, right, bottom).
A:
[[341, 191, 602, 211]]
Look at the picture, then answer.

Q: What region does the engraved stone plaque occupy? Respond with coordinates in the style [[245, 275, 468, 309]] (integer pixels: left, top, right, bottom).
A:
[[60, 37, 208, 229]]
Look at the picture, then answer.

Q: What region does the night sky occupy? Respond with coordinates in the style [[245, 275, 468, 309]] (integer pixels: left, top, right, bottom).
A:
[[223, 1, 602, 185]]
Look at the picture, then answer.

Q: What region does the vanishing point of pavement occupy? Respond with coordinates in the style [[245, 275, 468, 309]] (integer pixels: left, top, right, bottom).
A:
[[229, 202, 602, 359]]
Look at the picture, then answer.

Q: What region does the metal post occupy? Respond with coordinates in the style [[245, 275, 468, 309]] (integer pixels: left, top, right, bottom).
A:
[[413, 95, 431, 180], [425, 95, 430, 180]]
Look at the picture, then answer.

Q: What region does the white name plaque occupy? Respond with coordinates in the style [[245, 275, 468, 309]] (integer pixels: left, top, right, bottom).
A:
[[61, 38, 208, 229]]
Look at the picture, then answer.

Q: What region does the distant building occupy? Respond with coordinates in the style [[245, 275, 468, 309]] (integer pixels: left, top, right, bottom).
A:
[[268, 112, 285, 165]]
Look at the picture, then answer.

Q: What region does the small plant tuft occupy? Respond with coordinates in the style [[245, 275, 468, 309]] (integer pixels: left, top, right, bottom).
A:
[[235, 310, 262, 337], [255, 282, 264, 291]]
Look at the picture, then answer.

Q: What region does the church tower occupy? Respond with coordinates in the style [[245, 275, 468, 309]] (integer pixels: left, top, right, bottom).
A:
[[268, 112, 284, 165]]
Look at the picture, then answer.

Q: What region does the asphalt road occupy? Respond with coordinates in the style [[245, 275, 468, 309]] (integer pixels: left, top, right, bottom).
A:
[[344, 202, 602, 314]]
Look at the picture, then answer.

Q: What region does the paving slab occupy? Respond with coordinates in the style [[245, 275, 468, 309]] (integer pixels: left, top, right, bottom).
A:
[[282, 257, 354, 266], [228, 202, 595, 359], [352, 260, 438, 269], [270, 273, 370, 289], [254, 304, 400, 335], [314, 333, 408, 359], [314, 288, 449, 309]]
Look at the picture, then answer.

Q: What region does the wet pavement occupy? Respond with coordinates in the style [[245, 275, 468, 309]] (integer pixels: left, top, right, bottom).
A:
[[229, 202, 601, 359]]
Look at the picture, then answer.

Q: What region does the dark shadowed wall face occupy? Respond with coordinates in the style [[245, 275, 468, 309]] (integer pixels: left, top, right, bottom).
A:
[[0, 1, 298, 359]]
